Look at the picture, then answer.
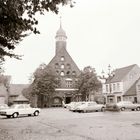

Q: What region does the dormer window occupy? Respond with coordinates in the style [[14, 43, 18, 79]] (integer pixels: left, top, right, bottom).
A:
[[61, 56, 64, 61]]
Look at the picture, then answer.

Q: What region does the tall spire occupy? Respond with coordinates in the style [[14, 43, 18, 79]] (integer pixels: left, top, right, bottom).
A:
[[60, 16, 62, 28], [55, 17, 67, 39], [55, 17, 67, 54]]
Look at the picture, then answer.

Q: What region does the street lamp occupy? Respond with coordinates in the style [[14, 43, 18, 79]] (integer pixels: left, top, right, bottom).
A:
[[101, 64, 115, 103], [108, 64, 112, 94]]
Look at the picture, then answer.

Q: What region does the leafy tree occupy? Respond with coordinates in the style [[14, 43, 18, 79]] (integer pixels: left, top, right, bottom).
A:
[[23, 64, 60, 107], [0, 0, 75, 61], [76, 66, 102, 101], [0, 62, 10, 91]]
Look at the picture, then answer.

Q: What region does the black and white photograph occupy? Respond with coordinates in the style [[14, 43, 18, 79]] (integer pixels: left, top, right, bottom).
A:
[[0, 0, 140, 140]]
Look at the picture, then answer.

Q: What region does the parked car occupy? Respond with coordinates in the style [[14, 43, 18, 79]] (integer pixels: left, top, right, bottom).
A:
[[0, 104, 9, 110], [106, 101, 140, 111], [76, 101, 105, 113], [0, 104, 41, 118], [69, 102, 86, 112], [64, 102, 76, 109]]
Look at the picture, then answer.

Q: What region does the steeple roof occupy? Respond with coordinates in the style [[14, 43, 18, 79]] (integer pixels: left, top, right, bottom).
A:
[[55, 18, 67, 38]]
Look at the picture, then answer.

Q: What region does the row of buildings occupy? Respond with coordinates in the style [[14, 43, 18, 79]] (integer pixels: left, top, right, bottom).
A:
[[0, 23, 140, 107]]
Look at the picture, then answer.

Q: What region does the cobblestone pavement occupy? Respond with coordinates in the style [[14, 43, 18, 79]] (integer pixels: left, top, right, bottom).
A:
[[0, 108, 140, 140]]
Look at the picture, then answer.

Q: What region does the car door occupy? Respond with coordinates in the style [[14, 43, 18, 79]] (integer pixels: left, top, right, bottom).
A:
[[126, 102, 135, 109], [17, 104, 25, 115], [88, 102, 96, 111], [24, 104, 34, 114], [124, 102, 134, 109]]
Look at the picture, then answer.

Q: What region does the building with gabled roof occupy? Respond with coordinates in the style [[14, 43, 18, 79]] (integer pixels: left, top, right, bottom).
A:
[[102, 64, 140, 103], [13, 94, 29, 104], [8, 84, 29, 105], [37, 23, 81, 108]]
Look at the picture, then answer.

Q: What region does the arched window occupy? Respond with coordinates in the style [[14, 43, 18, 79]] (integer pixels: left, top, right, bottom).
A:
[[61, 64, 65, 69], [66, 71, 70, 75], [60, 71, 65, 76], [72, 71, 76, 75], [61, 56, 64, 61], [67, 64, 71, 69]]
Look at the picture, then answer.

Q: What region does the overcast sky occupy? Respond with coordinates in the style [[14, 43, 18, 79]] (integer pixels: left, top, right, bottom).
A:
[[4, 0, 140, 84]]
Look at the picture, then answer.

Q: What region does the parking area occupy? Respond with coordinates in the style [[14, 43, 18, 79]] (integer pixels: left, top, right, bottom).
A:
[[0, 108, 140, 140]]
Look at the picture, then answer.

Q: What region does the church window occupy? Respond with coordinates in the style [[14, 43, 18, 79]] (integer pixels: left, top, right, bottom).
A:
[[60, 71, 65, 76], [61, 56, 64, 61], [66, 71, 70, 75], [66, 81, 72, 88], [67, 64, 71, 69], [55, 63, 59, 69], [72, 71, 76, 75], [61, 64, 65, 69], [56, 70, 59, 75]]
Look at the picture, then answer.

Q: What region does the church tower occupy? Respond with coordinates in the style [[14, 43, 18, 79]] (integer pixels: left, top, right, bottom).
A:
[[40, 21, 81, 107], [55, 21, 67, 54]]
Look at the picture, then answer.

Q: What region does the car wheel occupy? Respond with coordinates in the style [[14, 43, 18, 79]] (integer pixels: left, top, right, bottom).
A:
[[101, 107, 105, 112], [120, 107, 125, 111], [12, 113, 18, 118], [136, 107, 140, 111], [34, 111, 39, 116]]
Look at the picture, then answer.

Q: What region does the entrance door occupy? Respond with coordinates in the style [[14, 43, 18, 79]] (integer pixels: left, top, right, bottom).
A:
[[65, 97, 71, 104], [117, 96, 121, 103], [134, 97, 137, 103]]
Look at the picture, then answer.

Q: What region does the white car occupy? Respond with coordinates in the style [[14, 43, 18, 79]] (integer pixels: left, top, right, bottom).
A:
[[69, 102, 86, 112], [76, 101, 105, 113], [0, 104, 41, 118], [64, 102, 76, 109], [106, 101, 140, 111]]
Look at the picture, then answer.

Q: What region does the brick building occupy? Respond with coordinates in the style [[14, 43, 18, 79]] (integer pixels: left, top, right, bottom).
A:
[[38, 23, 81, 107]]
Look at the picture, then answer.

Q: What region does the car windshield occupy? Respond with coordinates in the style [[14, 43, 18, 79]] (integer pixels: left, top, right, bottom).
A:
[[10, 104, 17, 108], [0, 104, 8, 108]]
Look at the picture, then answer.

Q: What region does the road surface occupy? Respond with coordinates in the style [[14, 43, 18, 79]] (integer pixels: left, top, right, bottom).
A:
[[0, 108, 140, 140]]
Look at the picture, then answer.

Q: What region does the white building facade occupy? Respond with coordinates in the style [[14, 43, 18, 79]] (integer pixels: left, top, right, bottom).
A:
[[102, 64, 140, 103]]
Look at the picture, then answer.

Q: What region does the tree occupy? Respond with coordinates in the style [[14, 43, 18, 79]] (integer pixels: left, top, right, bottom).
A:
[[0, 0, 75, 61], [76, 66, 102, 101], [23, 64, 60, 107]]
